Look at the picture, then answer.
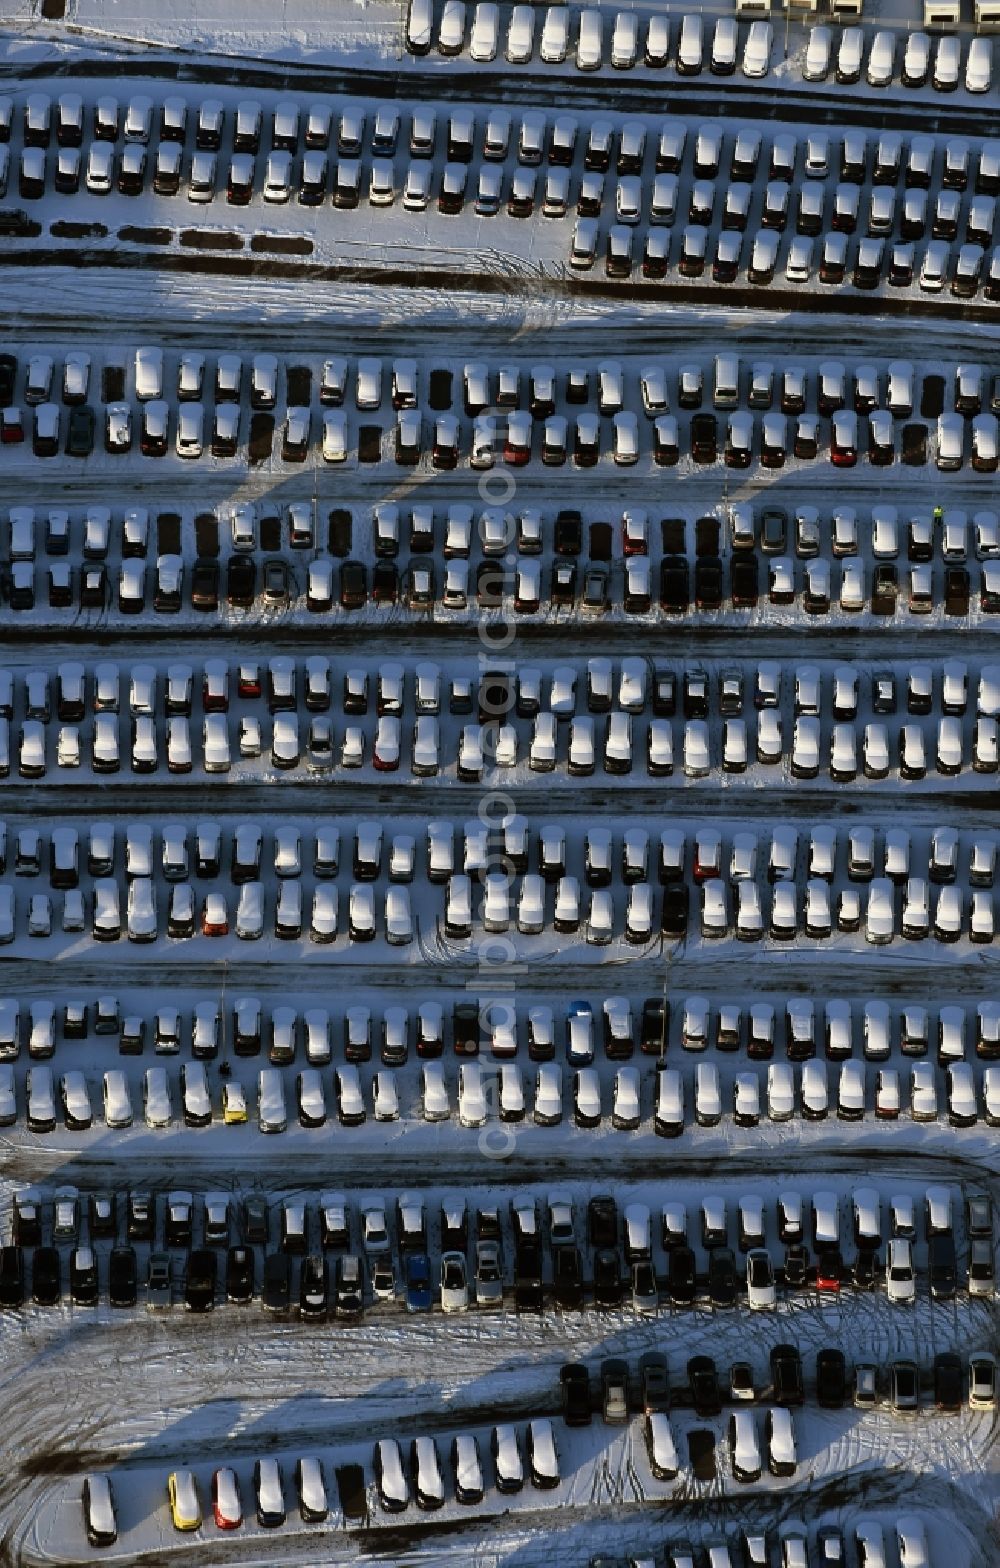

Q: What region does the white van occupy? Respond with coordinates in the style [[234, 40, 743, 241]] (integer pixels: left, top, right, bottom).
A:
[[677, 13, 704, 73], [577, 8, 603, 69], [469, 1, 499, 60], [406, 0, 433, 54]]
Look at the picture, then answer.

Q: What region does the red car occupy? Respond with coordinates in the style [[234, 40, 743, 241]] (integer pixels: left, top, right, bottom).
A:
[[816, 1249, 843, 1292], [201, 894, 229, 937], [830, 411, 858, 467], [211, 1467, 242, 1530]]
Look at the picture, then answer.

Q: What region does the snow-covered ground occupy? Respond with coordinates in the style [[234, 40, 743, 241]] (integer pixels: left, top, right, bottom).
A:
[[0, 6, 996, 1568]]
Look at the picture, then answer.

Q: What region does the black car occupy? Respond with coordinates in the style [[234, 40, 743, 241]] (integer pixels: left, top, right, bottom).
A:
[[929, 1233, 957, 1300], [226, 1245, 255, 1303], [372, 560, 398, 605], [185, 1249, 217, 1312], [934, 1351, 963, 1411], [300, 1254, 328, 1319], [66, 405, 95, 456], [683, 668, 709, 718], [32, 1246, 61, 1306], [553, 1246, 584, 1309], [80, 565, 106, 608], [109, 1246, 137, 1307], [336, 1464, 368, 1524], [452, 1001, 480, 1054], [852, 1249, 879, 1291], [641, 997, 669, 1053], [340, 560, 367, 609], [872, 564, 898, 615], [688, 1355, 721, 1416], [560, 1363, 592, 1425], [71, 1248, 99, 1306], [694, 556, 722, 609], [127, 1191, 154, 1241], [661, 884, 690, 936], [514, 1241, 543, 1312], [262, 1252, 291, 1313], [244, 1195, 269, 1246], [652, 669, 677, 716], [760, 507, 788, 553], [0, 353, 16, 406], [593, 1248, 622, 1308], [816, 1348, 846, 1408], [708, 1247, 737, 1307], [640, 1351, 670, 1412], [945, 566, 970, 616], [0, 1244, 24, 1306], [191, 557, 219, 611], [770, 1344, 804, 1405], [550, 560, 577, 606], [660, 557, 689, 612], [555, 510, 582, 555], [588, 1195, 617, 1248], [691, 412, 717, 463], [731, 556, 759, 608], [227, 555, 256, 608], [668, 1245, 697, 1305]]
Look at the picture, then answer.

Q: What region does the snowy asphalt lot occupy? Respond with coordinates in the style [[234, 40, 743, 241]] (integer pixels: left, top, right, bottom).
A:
[[0, 7, 997, 1568]]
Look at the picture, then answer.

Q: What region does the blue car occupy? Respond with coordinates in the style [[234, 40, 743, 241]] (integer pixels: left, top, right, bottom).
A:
[[404, 1252, 432, 1312]]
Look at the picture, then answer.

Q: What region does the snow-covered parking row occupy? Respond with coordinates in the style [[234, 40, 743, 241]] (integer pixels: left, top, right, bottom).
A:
[[10, 690, 1000, 785], [410, 0, 997, 101], [10, 88, 1000, 211], [12, 396, 1000, 470], [7, 1174, 988, 1265], [2, 335, 996, 430], [6, 497, 1000, 565], [5, 984, 1000, 1065], [3, 1175, 989, 1316], [28, 1401, 953, 1567], [6, 811, 1000, 952], [7, 1052, 998, 1143], [4, 342, 1000, 472], [2, 6, 995, 1560], [14, 547, 1000, 623]]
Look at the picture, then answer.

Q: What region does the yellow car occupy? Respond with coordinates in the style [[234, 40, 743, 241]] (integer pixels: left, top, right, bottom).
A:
[[167, 1469, 201, 1531], [222, 1082, 248, 1125]]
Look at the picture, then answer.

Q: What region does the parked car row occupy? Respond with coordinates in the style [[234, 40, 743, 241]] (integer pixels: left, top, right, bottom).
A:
[[581, 218, 1000, 300], [10, 863, 1000, 946], [4, 345, 997, 431], [591, 1514, 937, 1568], [563, 1346, 996, 1422], [8, 988, 1000, 1067], [83, 1408, 563, 1547], [13, 549, 1000, 620], [162, 1415, 561, 1535], [5, 653, 1000, 727], [409, 0, 993, 95], [558, 121, 1000, 228], [17, 391, 1000, 466], [14, 396, 1000, 468], [6, 1180, 987, 1315], [17, 1180, 987, 1251], [13, 1179, 990, 1260], [7, 1052, 997, 1137], [14, 700, 1000, 783], [8, 496, 1000, 573], [12, 548, 1000, 620], [7, 815, 1000, 889]]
